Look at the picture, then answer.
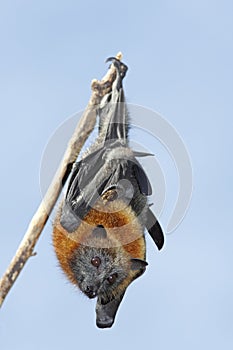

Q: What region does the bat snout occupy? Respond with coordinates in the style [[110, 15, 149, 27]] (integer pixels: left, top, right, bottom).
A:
[[96, 293, 125, 329], [96, 315, 114, 329]]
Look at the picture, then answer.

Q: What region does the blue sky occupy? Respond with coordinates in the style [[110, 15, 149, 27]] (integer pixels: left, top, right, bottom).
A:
[[0, 1, 232, 349]]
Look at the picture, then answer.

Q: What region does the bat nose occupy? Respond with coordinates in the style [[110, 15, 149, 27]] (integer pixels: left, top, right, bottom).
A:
[[85, 286, 97, 299]]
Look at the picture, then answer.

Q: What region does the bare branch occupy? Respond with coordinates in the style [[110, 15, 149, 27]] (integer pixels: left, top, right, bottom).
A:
[[0, 52, 123, 308]]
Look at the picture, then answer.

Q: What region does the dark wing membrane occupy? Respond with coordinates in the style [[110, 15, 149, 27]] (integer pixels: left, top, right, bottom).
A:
[[145, 208, 164, 250], [98, 88, 128, 143], [98, 58, 129, 144], [132, 160, 152, 196], [60, 143, 154, 234], [60, 146, 110, 232], [104, 90, 128, 143], [60, 146, 129, 232], [66, 147, 106, 203], [60, 172, 112, 233], [60, 202, 82, 233]]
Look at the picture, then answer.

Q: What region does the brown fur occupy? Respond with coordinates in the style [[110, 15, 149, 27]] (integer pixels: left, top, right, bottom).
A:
[[53, 195, 146, 287]]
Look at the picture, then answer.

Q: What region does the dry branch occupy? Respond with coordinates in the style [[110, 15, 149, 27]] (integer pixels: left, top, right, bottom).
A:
[[0, 52, 123, 308]]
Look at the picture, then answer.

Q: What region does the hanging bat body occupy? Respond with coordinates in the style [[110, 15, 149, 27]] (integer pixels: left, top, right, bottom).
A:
[[53, 58, 164, 328]]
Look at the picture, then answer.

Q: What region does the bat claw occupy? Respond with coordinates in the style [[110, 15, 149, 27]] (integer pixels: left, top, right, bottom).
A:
[[133, 151, 154, 157], [105, 57, 128, 80]]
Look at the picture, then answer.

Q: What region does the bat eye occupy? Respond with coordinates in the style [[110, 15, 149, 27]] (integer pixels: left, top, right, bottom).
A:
[[107, 273, 118, 284], [91, 257, 101, 268]]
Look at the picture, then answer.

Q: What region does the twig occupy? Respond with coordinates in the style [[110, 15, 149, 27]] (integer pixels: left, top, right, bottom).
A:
[[0, 52, 123, 308]]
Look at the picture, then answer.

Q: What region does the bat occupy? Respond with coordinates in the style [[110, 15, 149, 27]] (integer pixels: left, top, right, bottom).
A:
[[53, 57, 164, 328]]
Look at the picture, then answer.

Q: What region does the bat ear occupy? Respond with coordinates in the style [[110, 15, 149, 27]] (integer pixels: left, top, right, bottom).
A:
[[130, 258, 148, 271]]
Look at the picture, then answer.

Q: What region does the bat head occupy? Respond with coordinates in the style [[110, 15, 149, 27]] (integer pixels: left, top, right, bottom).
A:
[[95, 256, 148, 328], [69, 225, 148, 328]]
